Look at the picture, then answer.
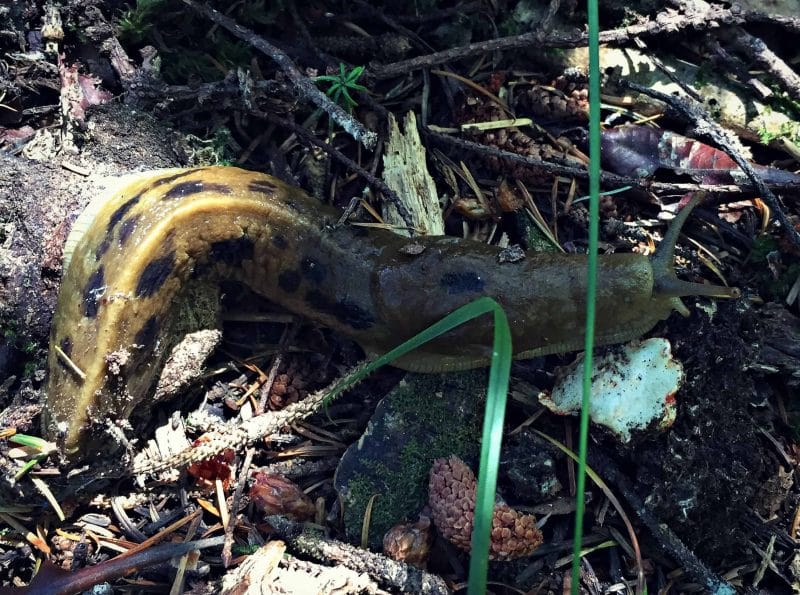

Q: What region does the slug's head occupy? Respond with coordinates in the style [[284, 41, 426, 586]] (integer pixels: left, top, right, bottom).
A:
[[650, 194, 740, 315]]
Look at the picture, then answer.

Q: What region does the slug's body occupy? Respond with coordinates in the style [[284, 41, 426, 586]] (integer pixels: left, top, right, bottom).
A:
[[46, 166, 739, 458]]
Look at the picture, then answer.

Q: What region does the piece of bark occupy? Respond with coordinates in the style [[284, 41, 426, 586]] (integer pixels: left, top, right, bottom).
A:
[[381, 111, 444, 236]]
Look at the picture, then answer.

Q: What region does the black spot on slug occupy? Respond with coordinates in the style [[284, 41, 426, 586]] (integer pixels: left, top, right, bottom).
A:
[[163, 181, 233, 200], [440, 271, 485, 295], [151, 170, 197, 188], [272, 234, 288, 250], [278, 270, 301, 293], [134, 315, 159, 347], [107, 195, 141, 233], [118, 214, 140, 245], [210, 236, 255, 266], [301, 257, 327, 284], [248, 179, 278, 194], [95, 237, 111, 260], [83, 266, 105, 318], [136, 252, 176, 297], [305, 290, 374, 330]]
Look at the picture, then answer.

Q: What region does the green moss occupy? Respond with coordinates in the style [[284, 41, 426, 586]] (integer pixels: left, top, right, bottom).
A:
[[184, 129, 235, 167], [757, 118, 800, 145], [23, 361, 37, 379], [118, 0, 168, 44], [337, 371, 486, 548]]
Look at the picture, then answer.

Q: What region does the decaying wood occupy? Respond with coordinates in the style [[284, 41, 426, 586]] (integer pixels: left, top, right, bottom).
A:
[[381, 112, 444, 236]]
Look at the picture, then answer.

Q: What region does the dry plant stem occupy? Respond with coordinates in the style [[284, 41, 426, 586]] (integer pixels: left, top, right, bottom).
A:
[[372, 3, 745, 78], [126, 361, 371, 478], [724, 26, 800, 103], [182, 0, 377, 150], [1, 537, 225, 595], [223, 447, 255, 568], [621, 80, 800, 247], [251, 108, 414, 228], [266, 515, 450, 595], [587, 451, 736, 594], [425, 129, 800, 196], [703, 37, 769, 100], [263, 457, 339, 479], [256, 324, 296, 415], [153, 77, 287, 109]]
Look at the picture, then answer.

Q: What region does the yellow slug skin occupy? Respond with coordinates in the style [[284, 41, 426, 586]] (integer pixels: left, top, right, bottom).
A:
[[45, 166, 710, 458]]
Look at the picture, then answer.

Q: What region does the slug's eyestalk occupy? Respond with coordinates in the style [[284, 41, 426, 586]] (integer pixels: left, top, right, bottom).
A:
[[650, 195, 741, 313]]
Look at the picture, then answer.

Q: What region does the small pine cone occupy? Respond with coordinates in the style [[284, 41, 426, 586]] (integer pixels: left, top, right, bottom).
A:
[[522, 76, 589, 120], [265, 361, 310, 410], [249, 472, 316, 521], [383, 515, 434, 568], [429, 456, 543, 561], [488, 503, 543, 560], [456, 94, 558, 185]]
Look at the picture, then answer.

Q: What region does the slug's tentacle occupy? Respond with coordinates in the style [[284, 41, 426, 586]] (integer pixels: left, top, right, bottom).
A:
[[650, 194, 741, 307], [46, 167, 740, 459]]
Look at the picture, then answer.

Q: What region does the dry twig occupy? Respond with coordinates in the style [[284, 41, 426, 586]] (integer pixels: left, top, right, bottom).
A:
[[251, 108, 414, 227], [723, 27, 800, 103], [621, 79, 800, 247], [425, 129, 800, 197], [182, 0, 377, 150], [372, 3, 745, 78], [267, 515, 450, 595]]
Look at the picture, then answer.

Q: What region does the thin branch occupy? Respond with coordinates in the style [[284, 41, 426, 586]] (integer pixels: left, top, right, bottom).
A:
[[724, 26, 800, 103], [267, 515, 450, 595], [222, 447, 255, 567], [621, 79, 800, 246], [588, 450, 737, 595], [425, 129, 800, 196], [182, 0, 377, 150], [251, 109, 414, 228], [372, 3, 745, 78], [734, 9, 800, 34]]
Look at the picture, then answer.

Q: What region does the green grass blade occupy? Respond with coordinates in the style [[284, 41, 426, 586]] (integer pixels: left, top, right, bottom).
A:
[[572, 0, 602, 592], [324, 296, 506, 401], [468, 303, 512, 595], [320, 296, 514, 594]]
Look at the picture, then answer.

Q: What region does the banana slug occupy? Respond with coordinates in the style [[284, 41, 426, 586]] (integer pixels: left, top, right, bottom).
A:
[[45, 166, 739, 458]]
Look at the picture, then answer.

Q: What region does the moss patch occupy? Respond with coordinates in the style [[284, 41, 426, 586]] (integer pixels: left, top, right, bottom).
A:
[[334, 370, 487, 549]]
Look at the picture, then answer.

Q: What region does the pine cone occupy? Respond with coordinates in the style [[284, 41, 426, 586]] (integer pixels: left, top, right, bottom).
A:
[[249, 472, 316, 521], [428, 456, 543, 561], [264, 360, 310, 410], [383, 514, 434, 568]]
